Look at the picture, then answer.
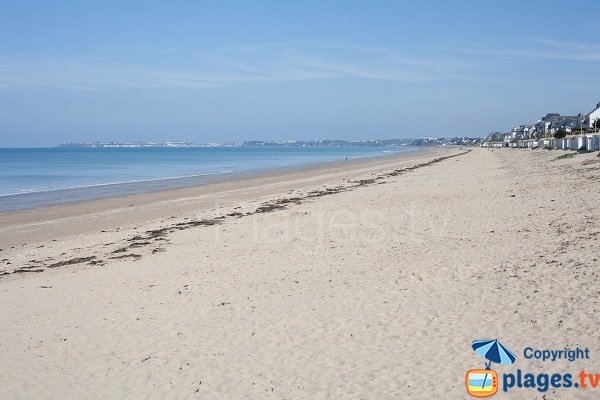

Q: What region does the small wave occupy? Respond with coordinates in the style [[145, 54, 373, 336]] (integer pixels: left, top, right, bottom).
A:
[[0, 172, 221, 197]]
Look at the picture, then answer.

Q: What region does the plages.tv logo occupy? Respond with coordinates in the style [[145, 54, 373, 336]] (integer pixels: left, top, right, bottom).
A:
[[466, 339, 516, 398]]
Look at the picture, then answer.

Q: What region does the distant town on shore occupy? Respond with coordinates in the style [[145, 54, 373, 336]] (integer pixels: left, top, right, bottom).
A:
[[56, 137, 481, 148], [482, 100, 600, 151]]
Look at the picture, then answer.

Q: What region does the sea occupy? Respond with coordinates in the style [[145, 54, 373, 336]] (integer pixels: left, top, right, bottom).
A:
[[0, 146, 417, 212]]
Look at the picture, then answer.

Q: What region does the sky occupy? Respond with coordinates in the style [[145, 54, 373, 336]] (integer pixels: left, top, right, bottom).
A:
[[1, 0, 600, 147]]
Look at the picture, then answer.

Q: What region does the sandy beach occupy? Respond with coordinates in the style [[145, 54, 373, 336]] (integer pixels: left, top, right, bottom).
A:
[[1, 147, 599, 399]]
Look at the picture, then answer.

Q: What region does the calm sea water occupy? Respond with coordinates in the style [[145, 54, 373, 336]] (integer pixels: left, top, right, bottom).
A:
[[0, 146, 416, 212]]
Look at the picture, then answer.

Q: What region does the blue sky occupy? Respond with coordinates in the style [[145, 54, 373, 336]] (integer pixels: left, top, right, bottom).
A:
[[1, 0, 600, 147]]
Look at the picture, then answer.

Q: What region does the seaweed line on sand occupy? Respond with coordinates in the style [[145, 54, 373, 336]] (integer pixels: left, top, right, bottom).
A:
[[0, 149, 471, 278]]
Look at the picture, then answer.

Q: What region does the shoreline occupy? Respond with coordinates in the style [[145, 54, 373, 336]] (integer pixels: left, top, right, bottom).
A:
[[0, 146, 445, 248], [0, 147, 421, 213], [0, 147, 468, 278]]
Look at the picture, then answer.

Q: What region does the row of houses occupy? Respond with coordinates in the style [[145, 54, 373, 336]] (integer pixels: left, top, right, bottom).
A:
[[481, 133, 600, 152], [484, 102, 600, 144]]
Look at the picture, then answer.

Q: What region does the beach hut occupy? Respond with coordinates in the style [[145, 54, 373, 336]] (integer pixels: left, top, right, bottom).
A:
[[592, 135, 600, 151], [586, 136, 596, 152], [568, 137, 580, 150], [592, 136, 598, 151]]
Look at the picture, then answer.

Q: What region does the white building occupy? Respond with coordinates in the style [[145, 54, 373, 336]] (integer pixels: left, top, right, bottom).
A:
[[586, 102, 600, 129]]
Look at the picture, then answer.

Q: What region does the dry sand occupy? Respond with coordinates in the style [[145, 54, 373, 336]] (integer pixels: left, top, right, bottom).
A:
[[0, 147, 599, 399]]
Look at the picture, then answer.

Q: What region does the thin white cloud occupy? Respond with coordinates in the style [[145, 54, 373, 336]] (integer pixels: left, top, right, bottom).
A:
[[439, 37, 600, 61], [530, 37, 600, 52], [0, 43, 445, 90]]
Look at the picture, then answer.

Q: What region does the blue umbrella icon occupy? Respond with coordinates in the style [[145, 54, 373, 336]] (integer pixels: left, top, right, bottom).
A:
[[472, 339, 516, 389]]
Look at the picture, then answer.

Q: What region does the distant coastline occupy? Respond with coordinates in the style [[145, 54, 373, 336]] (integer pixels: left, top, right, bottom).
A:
[[56, 137, 482, 148]]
